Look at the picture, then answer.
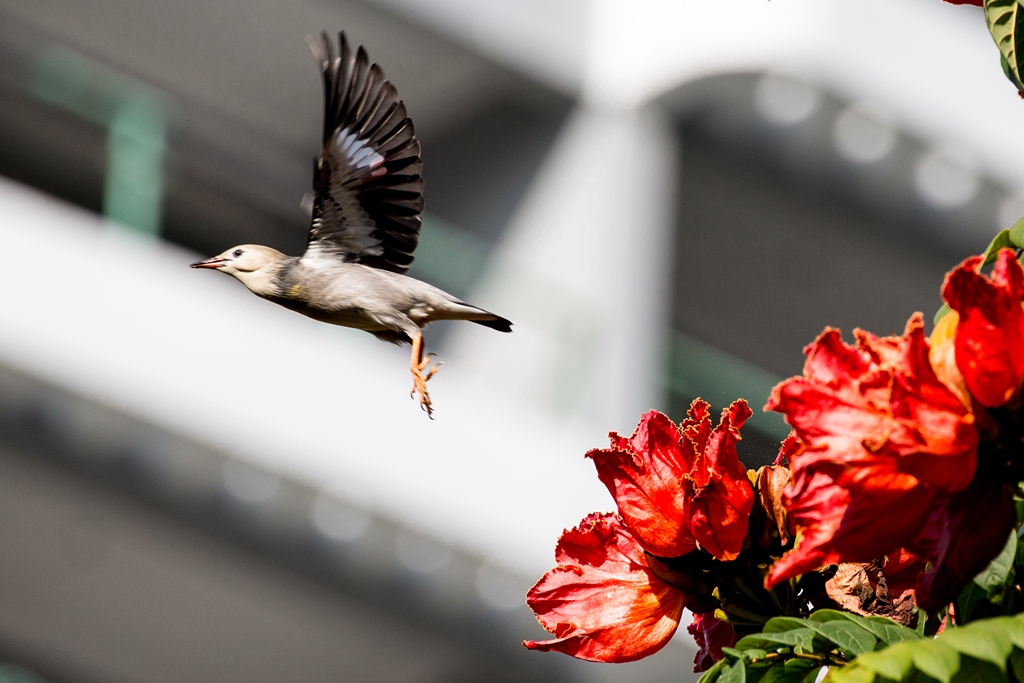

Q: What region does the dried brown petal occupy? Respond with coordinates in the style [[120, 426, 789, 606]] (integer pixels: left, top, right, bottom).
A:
[[825, 563, 875, 616], [756, 465, 791, 546]]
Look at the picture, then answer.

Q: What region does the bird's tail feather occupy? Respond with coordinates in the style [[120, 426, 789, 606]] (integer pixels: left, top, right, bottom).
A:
[[436, 301, 513, 332], [472, 315, 513, 333]]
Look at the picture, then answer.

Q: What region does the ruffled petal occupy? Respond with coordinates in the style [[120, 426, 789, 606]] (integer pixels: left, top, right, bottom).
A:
[[687, 400, 755, 561], [766, 454, 935, 587], [688, 611, 738, 673], [524, 513, 685, 663], [943, 249, 1024, 408], [765, 314, 978, 586], [588, 411, 697, 557]]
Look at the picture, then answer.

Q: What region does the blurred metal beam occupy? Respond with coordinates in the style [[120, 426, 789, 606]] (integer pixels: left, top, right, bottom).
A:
[[33, 46, 168, 235]]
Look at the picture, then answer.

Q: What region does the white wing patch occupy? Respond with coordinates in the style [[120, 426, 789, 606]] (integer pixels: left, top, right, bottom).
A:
[[335, 128, 387, 178]]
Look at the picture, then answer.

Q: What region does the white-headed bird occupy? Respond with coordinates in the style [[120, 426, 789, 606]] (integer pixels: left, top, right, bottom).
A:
[[191, 32, 512, 417]]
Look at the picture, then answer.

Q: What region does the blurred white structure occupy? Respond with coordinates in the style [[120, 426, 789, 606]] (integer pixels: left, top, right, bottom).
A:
[[0, 0, 1015, 606], [0, 0, 1017, 680], [375, 0, 1017, 183]]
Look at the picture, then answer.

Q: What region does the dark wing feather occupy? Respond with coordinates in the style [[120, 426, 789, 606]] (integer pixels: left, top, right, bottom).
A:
[[304, 32, 424, 273]]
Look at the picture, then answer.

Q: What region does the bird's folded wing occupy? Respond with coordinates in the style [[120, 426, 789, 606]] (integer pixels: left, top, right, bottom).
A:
[[304, 31, 424, 274]]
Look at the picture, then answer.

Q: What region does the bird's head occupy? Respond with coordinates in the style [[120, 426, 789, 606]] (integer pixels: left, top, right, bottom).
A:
[[190, 244, 285, 296]]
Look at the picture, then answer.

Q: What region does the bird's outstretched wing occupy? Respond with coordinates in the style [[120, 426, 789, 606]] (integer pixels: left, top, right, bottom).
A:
[[304, 32, 424, 274]]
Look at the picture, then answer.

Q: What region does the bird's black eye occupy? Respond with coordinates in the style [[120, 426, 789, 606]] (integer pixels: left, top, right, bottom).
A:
[[233, 249, 244, 258]]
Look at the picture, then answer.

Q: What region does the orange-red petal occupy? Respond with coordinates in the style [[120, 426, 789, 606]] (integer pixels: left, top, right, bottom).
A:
[[587, 411, 697, 557], [765, 315, 977, 586], [588, 402, 754, 561], [765, 454, 934, 586], [686, 400, 755, 561], [943, 249, 1024, 408], [524, 513, 685, 663]]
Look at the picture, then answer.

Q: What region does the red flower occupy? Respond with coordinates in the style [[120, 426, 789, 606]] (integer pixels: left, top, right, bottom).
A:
[[523, 513, 686, 663], [908, 475, 1017, 610], [765, 314, 978, 587], [688, 611, 738, 672], [942, 249, 1024, 408], [587, 401, 755, 561]]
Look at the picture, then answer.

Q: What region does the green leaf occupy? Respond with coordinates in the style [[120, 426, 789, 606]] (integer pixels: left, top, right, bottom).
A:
[[739, 623, 817, 652], [723, 646, 769, 663], [745, 663, 771, 683], [698, 658, 728, 683], [985, 0, 1024, 94], [942, 621, 1014, 670], [1000, 619, 1024, 650], [809, 609, 919, 648], [757, 665, 786, 683], [956, 534, 1019, 625], [949, 655, 1008, 683], [718, 659, 747, 683], [760, 659, 818, 683], [852, 641, 916, 680], [1009, 648, 1024, 682], [982, 229, 1015, 265], [828, 664, 876, 683], [816, 621, 877, 657], [808, 609, 853, 623], [735, 635, 773, 651], [861, 617, 923, 646], [763, 617, 812, 633], [1001, 50, 1024, 92], [798, 667, 825, 683], [973, 531, 1016, 593], [1009, 215, 1024, 248], [957, 581, 988, 626], [751, 629, 816, 653], [908, 639, 961, 683]]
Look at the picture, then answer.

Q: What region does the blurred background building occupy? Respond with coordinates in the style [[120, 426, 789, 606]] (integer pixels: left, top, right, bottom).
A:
[[0, 0, 1017, 681]]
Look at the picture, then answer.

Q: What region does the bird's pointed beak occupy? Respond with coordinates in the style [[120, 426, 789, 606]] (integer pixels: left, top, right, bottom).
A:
[[190, 257, 227, 269]]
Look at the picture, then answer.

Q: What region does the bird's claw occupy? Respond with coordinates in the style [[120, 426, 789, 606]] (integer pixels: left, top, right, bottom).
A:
[[416, 352, 437, 372], [410, 371, 434, 418], [410, 356, 442, 418], [423, 360, 444, 382]]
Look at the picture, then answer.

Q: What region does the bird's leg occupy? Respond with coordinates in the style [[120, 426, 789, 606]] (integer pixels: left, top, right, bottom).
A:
[[409, 332, 442, 417]]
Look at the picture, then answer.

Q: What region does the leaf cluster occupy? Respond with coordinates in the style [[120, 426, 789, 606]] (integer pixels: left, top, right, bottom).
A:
[[697, 609, 920, 683], [701, 511, 1024, 682], [831, 612, 1024, 683]]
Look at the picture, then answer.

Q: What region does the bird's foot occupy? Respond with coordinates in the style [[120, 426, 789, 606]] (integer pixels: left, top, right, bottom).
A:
[[417, 352, 436, 372], [410, 356, 444, 418]]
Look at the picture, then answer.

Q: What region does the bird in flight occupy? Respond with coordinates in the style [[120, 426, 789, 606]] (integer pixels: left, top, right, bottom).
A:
[[191, 32, 512, 417]]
